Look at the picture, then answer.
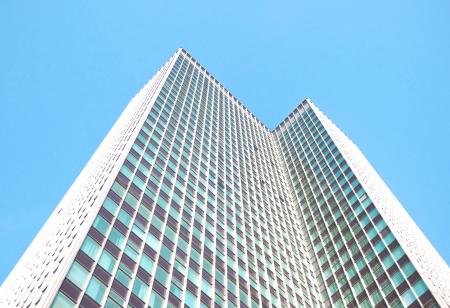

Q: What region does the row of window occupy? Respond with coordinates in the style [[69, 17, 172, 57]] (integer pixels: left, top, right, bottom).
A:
[[277, 102, 437, 307], [53, 54, 322, 307]]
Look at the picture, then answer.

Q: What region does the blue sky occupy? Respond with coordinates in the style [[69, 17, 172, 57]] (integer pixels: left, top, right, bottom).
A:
[[0, 0, 449, 284]]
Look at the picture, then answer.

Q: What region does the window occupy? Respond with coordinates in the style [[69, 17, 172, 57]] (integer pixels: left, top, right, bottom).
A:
[[103, 198, 119, 216], [401, 289, 416, 306], [149, 291, 164, 307], [80, 236, 101, 260], [93, 216, 110, 235], [140, 253, 154, 273], [115, 268, 131, 288], [118, 209, 132, 227], [391, 271, 404, 287], [51, 292, 75, 308], [86, 276, 107, 303], [155, 266, 169, 286], [184, 290, 197, 308], [66, 261, 89, 289], [109, 228, 126, 249], [412, 279, 428, 297], [132, 278, 149, 300], [392, 247, 404, 261], [401, 261, 416, 277], [98, 251, 116, 272]]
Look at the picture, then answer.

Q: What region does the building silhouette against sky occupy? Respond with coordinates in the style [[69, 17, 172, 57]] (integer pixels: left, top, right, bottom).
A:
[[1, 49, 449, 308]]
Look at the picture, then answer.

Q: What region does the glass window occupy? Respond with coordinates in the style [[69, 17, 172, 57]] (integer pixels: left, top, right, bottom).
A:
[[105, 298, 122, 308], [401, 261, 416, 277], [367, 227, 377, 239], [66, 261, 89, 289], [103, 197, 119, 215], [391, 271, 404, 287], [115, 268, 131, 288], [392, 246, 405, 260], [86, 276, 107, 303], [132, 278, 149, 301], [149, 291, 164, 307], [185, 290, 197, 308], [124, 245, 139, 260], [132, 225, 145, 240], [376, 219, 387, 231], [120, 165, 133, 179], [98, 251, 116, 272], [111, 182, 126, 198], [118, 209, 132, 227], [51, 292, 75, 308], [412, 279, 428, 297], [155, 267, 169, 286], [133, 176, 145, 190], [383, 232, 395, 245], [125, 193, 139, 209], [140, 254, 154, 273], [160, 245, 172, 261], [401, 289, 416, 306], [382, 255, 394, 269], [93, 215, 110, 235], [80, 236, 101, 260], [374, 240, 385, 253], [108, 228, 126, 249], [146, 234, 160, 251]]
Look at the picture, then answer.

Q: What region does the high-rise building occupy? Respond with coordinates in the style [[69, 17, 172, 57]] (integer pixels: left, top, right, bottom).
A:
[[1, 48, 449, 308]]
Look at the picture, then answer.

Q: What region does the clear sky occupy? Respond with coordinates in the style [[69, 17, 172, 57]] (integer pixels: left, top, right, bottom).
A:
[[1, 1, 449, 284]]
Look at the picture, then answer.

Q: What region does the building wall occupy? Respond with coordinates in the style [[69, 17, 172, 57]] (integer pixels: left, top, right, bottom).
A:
[[275, 99, 448, 307], [0, 49, 177, 308], [1, 49, 448, 308], [309, 101, 450, 307], [48, 50, 322, 308]]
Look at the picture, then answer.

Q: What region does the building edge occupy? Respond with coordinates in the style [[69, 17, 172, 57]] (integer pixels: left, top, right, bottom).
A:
[[307, 99, 450, 307], [0, 49, 182, 307]]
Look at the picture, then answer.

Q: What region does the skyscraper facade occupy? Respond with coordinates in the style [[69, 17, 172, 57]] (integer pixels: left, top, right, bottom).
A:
[[1, 49, 449, 308]]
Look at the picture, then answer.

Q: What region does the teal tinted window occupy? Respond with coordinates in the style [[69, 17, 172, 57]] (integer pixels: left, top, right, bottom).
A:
[[51, 292, 75, 308], [382, 255, 394, 269], [146, 234, 160, 250], [149, 291, 164, 307], [383, 232, 395, 245], [117, 209, 132, 227], [131, 225, 145, 240], [124, 245, 139, 260], [125, 193, 138, 209], [86, 276, 106, 303], [185, 290, 197, 308], [376, 219, 387, 231], [66, 261, 89, 289], [155, 267, 169, 285], [392, 246, 405, 260], [105, 298, 122, 308], [103, 197, 119, 215], [132, 278, 149, 300], [401, 289, 416, 306], [108, 228, 126, 249], [93, 215, 110, 235], [98, 250, 116, 272], [401, 261, 416, 277], [111, 182, 126, 198], [391, 271, 404, 287], [133, 176, 145, 190], [80, 236, 101, 260], [374, 240, 385, 253], [412, 279, 428, 297], [115, 268, 131, 288], [140, 254, 154, 273], [120, 165, 133, 179]]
